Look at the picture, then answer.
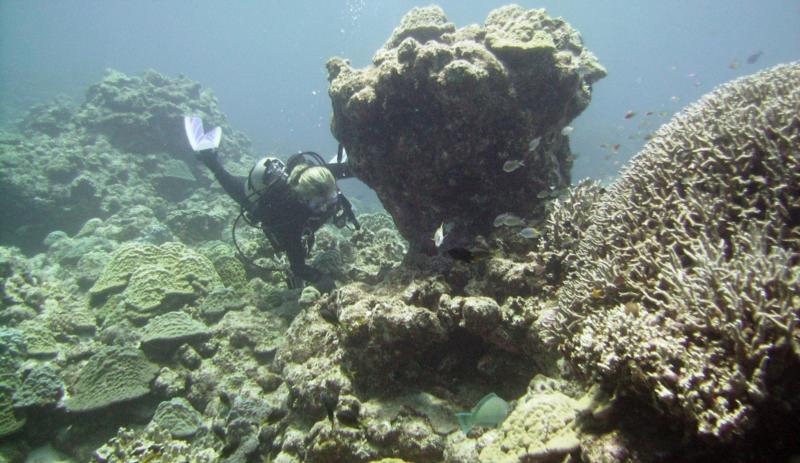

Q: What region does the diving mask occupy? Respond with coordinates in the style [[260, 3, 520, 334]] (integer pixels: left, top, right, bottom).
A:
[[309, 190, 339, 213]]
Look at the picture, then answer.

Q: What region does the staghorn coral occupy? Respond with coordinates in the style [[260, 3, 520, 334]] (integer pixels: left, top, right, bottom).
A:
[[543, 63, 800, 441], [327, 5, 604, 251], [64, 345, 159, 412]]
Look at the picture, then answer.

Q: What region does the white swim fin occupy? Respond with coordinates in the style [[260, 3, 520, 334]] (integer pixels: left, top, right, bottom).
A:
[[184, 116, 222, 151], [329, 146, 348, 164]]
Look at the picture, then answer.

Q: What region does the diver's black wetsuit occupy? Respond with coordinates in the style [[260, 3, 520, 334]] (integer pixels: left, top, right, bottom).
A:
[[199, 150, 356, 292]]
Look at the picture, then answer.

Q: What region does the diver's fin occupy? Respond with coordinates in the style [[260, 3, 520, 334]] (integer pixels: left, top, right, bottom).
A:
[[184, 116, 222, 152], [329, 145, 348, 164]]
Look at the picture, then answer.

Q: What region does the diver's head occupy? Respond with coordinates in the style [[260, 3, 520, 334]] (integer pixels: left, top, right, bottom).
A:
[[247, 157, 284, 197], [288, 164, 338, 213]]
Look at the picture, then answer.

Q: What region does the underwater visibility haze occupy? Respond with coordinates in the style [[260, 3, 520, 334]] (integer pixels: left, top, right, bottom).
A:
[[0, 1, 798, 462]]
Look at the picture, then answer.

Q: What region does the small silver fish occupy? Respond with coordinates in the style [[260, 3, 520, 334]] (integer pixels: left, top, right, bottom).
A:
[[519, 227, 540, 239], [528, 136, 541, 151], [502, 214, 525, 227], [493, 213, 509, 227], [433, 222, 446, 248], [502, 159, 524, 173], [561, 126, 575, 136]]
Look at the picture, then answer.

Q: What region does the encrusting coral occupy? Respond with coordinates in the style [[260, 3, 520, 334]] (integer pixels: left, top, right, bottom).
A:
[[327, 5, 605, 252], [64, 345, 159, 412], [89, 241, 223, 317], [542, 62, 800, 442]]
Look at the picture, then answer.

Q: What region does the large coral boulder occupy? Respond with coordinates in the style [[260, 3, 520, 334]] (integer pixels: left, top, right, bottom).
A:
[[327, 5, 605, 251], [541, 62, 800, 445]]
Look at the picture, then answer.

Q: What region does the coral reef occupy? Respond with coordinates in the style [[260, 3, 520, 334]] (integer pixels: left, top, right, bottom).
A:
[[5, 8, 798, 462], [0, 69, 254, 252], [328, 5, 605, 251], [542, 62, 800, 442]]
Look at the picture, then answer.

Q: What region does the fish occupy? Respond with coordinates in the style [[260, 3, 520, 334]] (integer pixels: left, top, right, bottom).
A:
[[612, 144, 621, 153], [728, 60, 740, 70], [455, 393, 510, 435], [518, 227, 540, 239], [746, 51, 763, 64], [624, 110, 636, 119], [645, 111, 654, 116], [528, 136, 541, 151], [502, 214, 525, 227], [502, 159, 524, 173], [433, 222, 446, 248], [493, 213, 511, 227], [670, 96, 680, 102], [561, 126, 575, 136]]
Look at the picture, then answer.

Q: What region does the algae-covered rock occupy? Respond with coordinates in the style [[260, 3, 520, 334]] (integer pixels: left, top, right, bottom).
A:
[[65, 345, 159, 412], [150, 397, 204, 439], [328, 5, 604, 251], [140, 311, 211, 353], [89, 242, 222, 315]]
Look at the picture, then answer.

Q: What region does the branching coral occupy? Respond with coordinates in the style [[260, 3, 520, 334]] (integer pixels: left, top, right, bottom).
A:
[[542, 62, 800, 441]]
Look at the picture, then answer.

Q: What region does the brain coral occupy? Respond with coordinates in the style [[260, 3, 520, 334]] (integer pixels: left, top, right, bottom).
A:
[[89, 242, 222, 315], [327, 5, 605, 251], [65, 345, 159, 412], [540, 63, 800, 441]]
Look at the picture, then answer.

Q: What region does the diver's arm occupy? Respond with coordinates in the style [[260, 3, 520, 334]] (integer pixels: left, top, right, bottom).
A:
[[198, 150, 250, 208], [282, 234, 334, 292]]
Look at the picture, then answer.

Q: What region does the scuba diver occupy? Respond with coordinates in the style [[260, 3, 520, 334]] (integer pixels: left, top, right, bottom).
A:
[[183, 116, 359, 293]]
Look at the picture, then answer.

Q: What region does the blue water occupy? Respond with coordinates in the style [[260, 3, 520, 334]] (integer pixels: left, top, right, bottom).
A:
[[1, 0, 798, 185]]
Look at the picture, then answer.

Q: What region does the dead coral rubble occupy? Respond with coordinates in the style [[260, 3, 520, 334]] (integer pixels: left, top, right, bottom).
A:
[[328, 5, 605, 252]]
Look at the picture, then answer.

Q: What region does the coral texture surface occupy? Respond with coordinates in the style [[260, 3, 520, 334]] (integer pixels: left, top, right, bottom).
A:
[[328, 5, 604, 251]]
